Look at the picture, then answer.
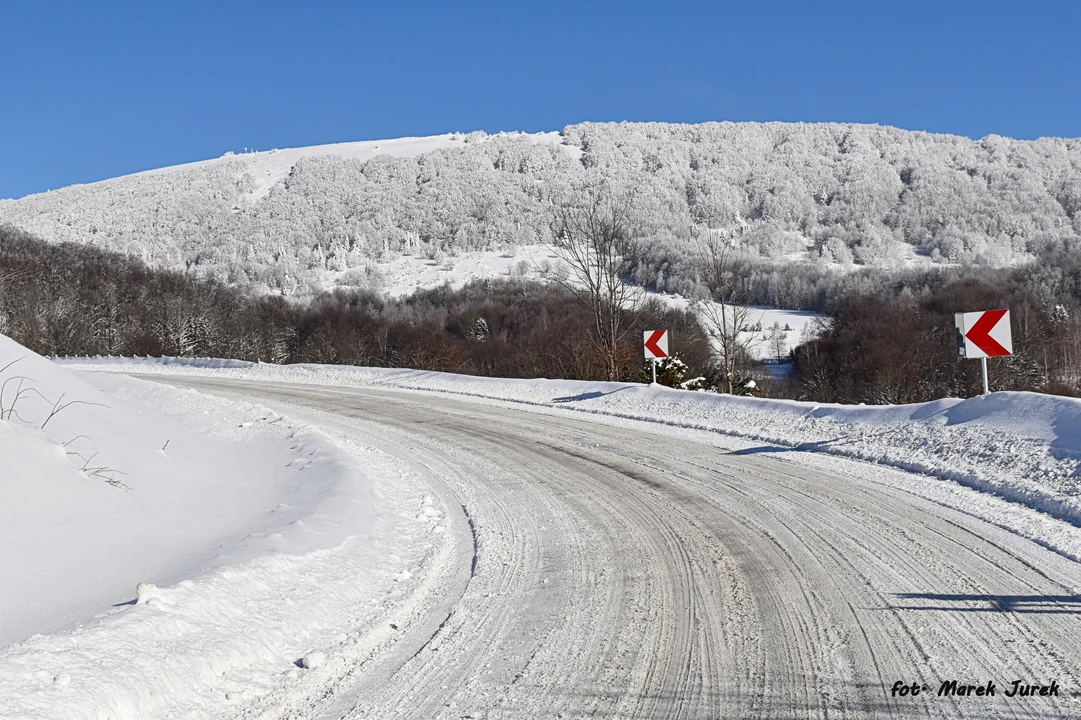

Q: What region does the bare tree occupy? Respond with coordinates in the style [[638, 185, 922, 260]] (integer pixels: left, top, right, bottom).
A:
[[768, 321, 789, 361], [548, 182, 642, 381], [694, 226, 762, 393]]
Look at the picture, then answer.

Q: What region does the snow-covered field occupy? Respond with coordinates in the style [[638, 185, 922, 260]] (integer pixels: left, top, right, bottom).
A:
[[348, 243, 565, 298], [338, 243, 823, 360], [656, 293, 823, 359]]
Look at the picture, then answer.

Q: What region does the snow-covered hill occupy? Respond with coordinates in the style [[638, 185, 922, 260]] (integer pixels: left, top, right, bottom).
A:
[[2, 121, 1079, 296], [132, 131, 571, 205]]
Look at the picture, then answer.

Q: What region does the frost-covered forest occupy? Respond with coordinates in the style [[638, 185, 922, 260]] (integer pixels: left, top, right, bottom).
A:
[[2, 121, 1079, 299]]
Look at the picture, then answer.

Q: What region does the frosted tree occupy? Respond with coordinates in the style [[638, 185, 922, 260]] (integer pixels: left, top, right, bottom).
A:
[[470, 317, 490, 342], [768, 322, 789, 360]]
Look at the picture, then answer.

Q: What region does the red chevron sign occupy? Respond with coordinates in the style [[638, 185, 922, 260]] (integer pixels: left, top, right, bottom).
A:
[[643, 329, 669, 359], [955, 309, 1012, 359]]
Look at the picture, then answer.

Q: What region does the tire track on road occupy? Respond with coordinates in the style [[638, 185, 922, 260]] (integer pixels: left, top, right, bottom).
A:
[[158, 378, 1081, 720]]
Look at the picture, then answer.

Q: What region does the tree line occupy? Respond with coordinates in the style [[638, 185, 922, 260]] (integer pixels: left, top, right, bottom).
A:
[[791, 256, 1081, 402], [0, 225, 710, 383], [4, 218, 1080, 402]]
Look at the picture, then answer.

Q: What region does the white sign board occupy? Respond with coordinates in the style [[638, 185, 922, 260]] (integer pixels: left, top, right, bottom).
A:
[[954, 309, 1013, 359], [643, 329, 669, 359]]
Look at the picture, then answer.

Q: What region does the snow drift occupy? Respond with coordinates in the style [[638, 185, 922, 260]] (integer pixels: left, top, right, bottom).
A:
[[0, 337, 374, 647]]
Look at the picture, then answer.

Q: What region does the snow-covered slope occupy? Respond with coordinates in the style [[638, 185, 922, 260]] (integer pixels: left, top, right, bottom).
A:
[[0, 335, 373, 647], [134, 131, 568, 204], [2, 121, 1078, 296]]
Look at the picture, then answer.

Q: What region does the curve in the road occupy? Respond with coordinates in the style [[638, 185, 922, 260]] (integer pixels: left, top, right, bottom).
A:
[[160, 377, 1081, 720]]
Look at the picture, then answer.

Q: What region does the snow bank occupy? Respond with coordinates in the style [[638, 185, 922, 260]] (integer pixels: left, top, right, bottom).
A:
[[0, 339, 373, 647], [57, 356, 1081, 535]]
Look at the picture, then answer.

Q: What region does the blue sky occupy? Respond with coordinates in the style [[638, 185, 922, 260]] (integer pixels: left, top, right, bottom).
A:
[[2, 0, 1079, 199]]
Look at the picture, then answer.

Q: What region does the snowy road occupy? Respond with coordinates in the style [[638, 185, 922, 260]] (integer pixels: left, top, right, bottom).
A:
[[163, 377, 1081, 719]]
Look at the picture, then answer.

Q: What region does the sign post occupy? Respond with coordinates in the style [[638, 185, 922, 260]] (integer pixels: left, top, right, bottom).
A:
[[954, 309, 1012, 395], [643, 329, 669, 384]]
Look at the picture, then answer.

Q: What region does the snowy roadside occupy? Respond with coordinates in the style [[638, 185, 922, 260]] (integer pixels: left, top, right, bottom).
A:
[[0, 341, 450, 719], [23, 354, 1081, 717], [59, 357, 1081, 548]]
